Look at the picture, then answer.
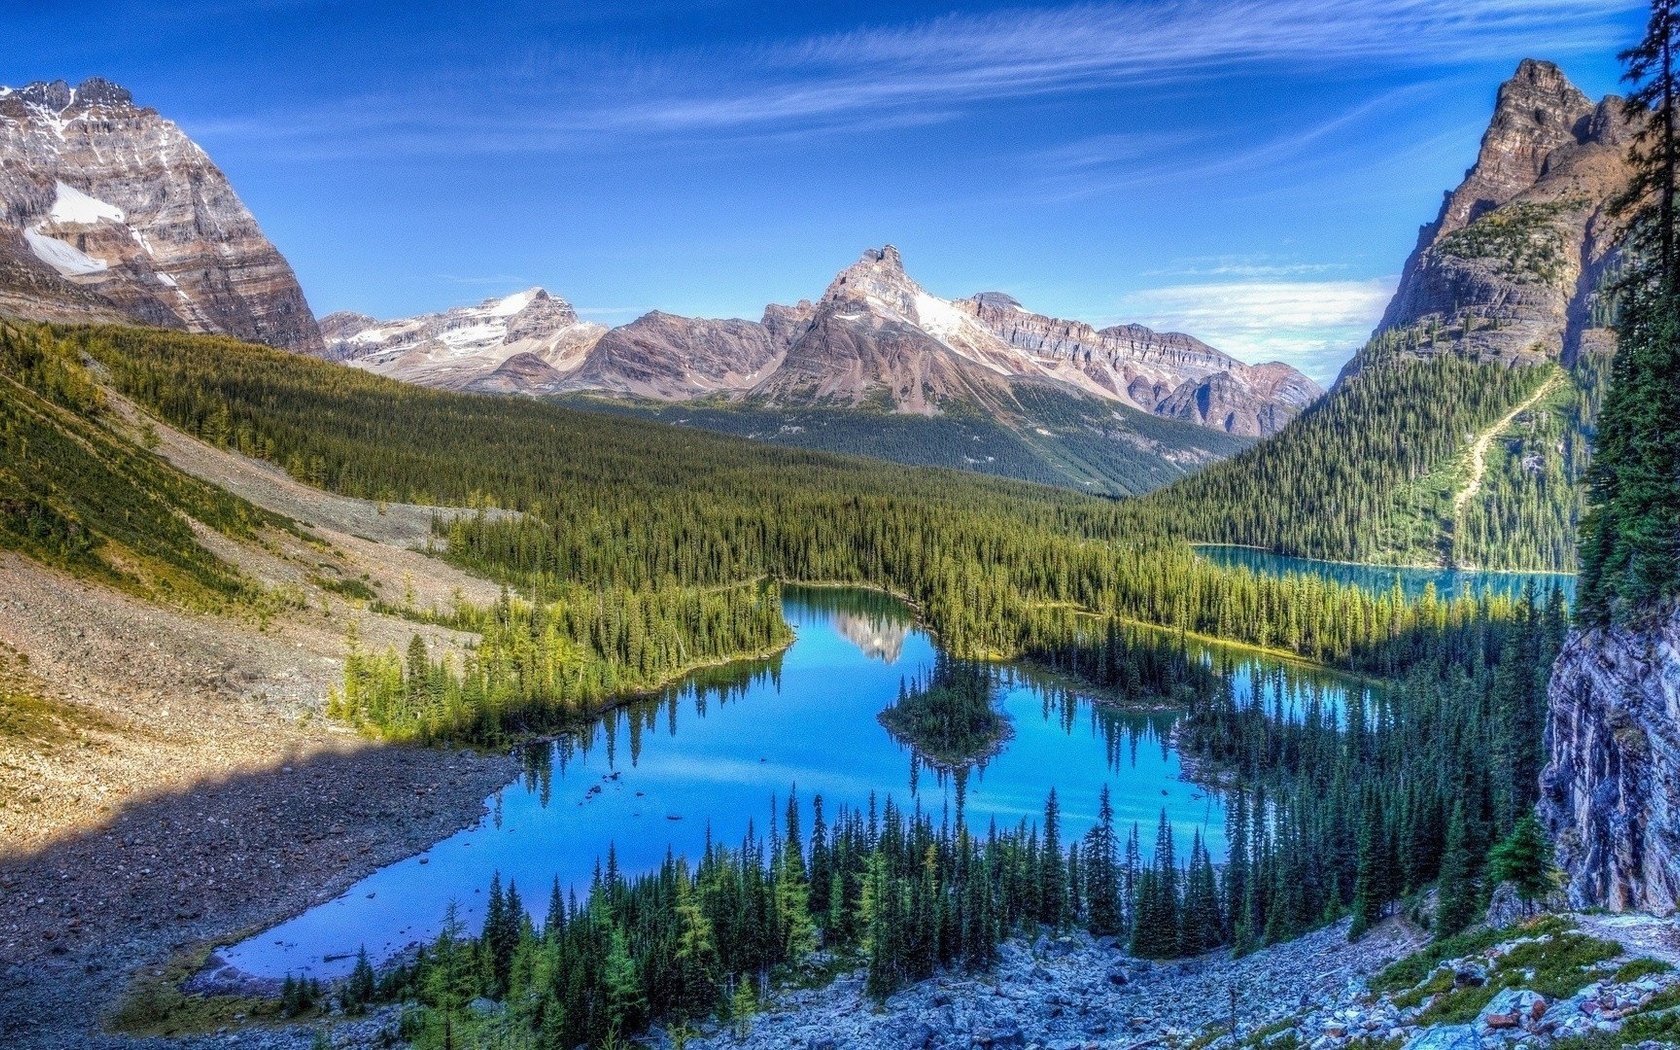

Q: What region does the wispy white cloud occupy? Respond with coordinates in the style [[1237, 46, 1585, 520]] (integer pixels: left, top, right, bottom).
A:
[[610, 0, 1638, 133], [192, 0, 1639, 156], [1115, 277, 1398, 384]]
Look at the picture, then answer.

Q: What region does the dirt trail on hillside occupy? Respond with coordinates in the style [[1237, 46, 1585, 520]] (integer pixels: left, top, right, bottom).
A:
[[1450, 371, 1562, 545]]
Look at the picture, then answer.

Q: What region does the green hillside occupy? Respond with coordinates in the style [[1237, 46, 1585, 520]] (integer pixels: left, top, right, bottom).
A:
[[1131, 338, 1606, 572]]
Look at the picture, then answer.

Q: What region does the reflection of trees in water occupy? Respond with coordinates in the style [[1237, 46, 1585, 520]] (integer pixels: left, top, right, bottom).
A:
[[523, 651, 788, 800]]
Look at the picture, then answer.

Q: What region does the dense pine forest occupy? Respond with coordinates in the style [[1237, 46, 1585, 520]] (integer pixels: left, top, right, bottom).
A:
[[42, 320, 1525, 675], [1128, 347, 1597, 572]]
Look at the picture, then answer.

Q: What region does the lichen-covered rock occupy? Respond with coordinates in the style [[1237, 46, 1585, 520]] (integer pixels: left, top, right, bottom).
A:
[[0, 78, 323, 353], [1540, 603, 1680, 915]]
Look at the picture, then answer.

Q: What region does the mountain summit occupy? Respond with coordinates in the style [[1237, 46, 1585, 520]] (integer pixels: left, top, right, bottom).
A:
[[1348, 58, 1629, 379], [0, 78, 323, 354]]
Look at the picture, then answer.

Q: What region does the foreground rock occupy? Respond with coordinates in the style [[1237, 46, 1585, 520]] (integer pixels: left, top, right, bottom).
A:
[[670, 918, 1421, 1050], [661, 913, 1680, 1050]]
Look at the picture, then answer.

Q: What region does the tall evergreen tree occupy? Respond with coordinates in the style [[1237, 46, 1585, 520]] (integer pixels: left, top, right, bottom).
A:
[[1581, 0, 1680, 619]]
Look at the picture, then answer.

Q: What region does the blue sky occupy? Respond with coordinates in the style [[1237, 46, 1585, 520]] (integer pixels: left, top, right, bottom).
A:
[[8, 0, 1644, 382]]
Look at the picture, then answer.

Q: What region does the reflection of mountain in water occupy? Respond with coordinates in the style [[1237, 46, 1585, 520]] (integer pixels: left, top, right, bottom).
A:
[[834, 612, 908, 663]]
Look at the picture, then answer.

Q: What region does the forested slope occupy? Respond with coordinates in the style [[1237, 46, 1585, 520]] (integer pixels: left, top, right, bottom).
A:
[[38, 321, 1497, 672], [1129, 346, 1606, 572]]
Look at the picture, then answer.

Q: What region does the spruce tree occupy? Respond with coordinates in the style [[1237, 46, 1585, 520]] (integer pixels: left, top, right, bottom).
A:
[[1487, 812, 1558, 909], [1041, 789, 1068, 929], [1581, 0, 1680, 620], [1435, 802, 1480, 936]]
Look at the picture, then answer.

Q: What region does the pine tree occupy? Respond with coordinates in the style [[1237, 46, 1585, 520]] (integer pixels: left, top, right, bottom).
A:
[[1435, 802, 1479, 936], [1041, 789, 1068, 930], [1487, 812, 1558, 909], [1581, 0, 1680, 619], [603, 924, 644, 1035], [1084, 785, 1121, 936]]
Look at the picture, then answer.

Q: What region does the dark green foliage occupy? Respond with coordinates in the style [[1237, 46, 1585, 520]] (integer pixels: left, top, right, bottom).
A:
[[57, 318, 1514, 690], [878, 653, 1007, 768], [331, 580, 789, 744], [277, 974, 323, 1018], [1133, 352, 1566, 569], [1453, 355, 1606, 572], [0, 323, 274, 602], [1485, 812, 1558, 908], [1581, 1, 1680, 619], [339, 947, 377, 1015], [1174, 586, 1567, 946]]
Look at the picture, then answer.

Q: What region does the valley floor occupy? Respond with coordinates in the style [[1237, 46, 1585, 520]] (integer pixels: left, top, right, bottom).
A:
[[0, 412, 522, 1046]]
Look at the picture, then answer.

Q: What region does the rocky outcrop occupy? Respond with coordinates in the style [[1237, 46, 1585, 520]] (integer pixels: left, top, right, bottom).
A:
[[958, 295, 1321, 436], [325, 288, 606, 390], [567, 311, 785, 400], [1346, 60, 1630, 379], [0, 78, 322, 354], [1541, 606, 1680, 915]]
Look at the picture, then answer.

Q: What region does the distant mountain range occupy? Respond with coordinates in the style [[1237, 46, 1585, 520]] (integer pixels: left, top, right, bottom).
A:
[[326, 245, 1320, 441]]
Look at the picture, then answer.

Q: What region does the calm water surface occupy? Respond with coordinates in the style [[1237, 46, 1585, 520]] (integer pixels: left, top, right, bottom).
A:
[[224, 587, 1360, 979], [1196, 545, 1575, 603]]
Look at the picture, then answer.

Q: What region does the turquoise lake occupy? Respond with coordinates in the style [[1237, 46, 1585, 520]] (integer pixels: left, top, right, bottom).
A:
[[220, 587, 1367, 980], [1195, 545, 1576, 603]]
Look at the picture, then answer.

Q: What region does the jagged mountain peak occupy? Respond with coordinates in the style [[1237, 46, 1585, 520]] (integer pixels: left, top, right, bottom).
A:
[[1436, 59, 1599, 237], [3, 77, 140, 114], [1353, 57, 1630, 380], [821, 244, 922, 316]]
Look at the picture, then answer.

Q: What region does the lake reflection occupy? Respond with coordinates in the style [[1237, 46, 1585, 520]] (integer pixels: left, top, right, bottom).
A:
[[222, 587, 1225, 978]]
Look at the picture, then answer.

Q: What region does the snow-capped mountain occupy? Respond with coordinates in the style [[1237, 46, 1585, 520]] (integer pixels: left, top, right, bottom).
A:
[[321, 288, 606, 391], [0, 78, 322, 354], [339, 245, 1320, 439]]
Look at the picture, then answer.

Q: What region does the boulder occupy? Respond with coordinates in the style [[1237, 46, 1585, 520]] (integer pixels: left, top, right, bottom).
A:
[[1403, 1025, 1483, 1050]]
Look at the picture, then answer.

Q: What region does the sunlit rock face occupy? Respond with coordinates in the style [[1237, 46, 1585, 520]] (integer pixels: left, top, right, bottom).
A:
[[1345, 59, 1631, 381], [0, 78, 322, 354], [1541, 604, 1680, 916], [322, 288, 607, 391]]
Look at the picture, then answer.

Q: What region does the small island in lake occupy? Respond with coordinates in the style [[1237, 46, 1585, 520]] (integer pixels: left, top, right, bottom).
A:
[[878, 653, 1013, 770]]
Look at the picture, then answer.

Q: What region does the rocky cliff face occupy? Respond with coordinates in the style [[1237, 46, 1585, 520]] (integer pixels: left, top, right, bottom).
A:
[[324, 288, 606, 391], [1347, 60, 1629, 378], [568, 311, 785, 400], [1541, 607, 1680, 916], [0, 78, 322, 354]]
